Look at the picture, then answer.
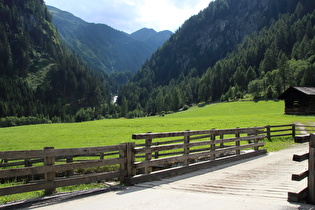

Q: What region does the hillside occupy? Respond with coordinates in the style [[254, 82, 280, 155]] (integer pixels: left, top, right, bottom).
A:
[[118, 0, 315, 117], [47, 6, 172, 75], [0, 0, 115, 124]]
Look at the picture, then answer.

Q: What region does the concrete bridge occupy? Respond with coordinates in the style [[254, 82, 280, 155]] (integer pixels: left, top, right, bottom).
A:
[[22, 143, 315, 210]]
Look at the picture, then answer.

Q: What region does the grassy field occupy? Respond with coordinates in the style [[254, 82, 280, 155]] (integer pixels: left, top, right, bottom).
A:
[[1, 100, 315, 204], [1, 100, 315, 151]]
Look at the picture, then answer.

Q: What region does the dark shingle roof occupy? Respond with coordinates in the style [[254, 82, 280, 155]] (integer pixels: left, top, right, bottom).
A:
[[278, 86, 315, 99], [293, 87, 315, 95]]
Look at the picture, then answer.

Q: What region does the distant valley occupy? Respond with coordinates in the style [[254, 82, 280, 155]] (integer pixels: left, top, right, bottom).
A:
[[1, 0, 315, 125], [48, 6, 172, 75]]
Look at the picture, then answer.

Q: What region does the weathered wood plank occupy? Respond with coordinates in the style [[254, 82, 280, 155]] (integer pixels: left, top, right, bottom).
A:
[[0, 171, 121, 196], [293, 153, 309, 162], [184, 131, 190, 165], [44, 147, 55, 195], [0, 158, 125, 179], [0, 145, 126, 159], [125, 142, 136, 178], [288, 187, 308, 202], [268, 128, 293, 133], [292, 170, 309, 181], [145, 136, 153, 174], [134, 142, 265, 169], [134, 135, 265, 154], [268, 124, 293, 128], [235, 130, 240, 155], [295, 135, 310, 143], [132, 127, 265, 140]]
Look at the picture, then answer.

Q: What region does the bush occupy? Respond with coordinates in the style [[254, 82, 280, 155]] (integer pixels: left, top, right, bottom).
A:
[[126, 109, 145, 119], [182, 105, 189, 111], [75, 108, 94, 122], [198, 102, 206, 107], [0, 116, 51, 127]]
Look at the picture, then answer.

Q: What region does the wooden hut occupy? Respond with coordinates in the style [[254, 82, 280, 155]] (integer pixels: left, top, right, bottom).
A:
[[278, 86, 315, 115]]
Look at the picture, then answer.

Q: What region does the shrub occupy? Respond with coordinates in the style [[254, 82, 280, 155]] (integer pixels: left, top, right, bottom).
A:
[[182, 105, 189, 111], [198, 102, 206, 107], [0, 116, 51, 127], [75, 108, 94, 122]]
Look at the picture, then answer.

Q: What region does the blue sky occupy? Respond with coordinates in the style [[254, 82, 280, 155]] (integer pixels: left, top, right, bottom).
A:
[[44, 0, 212, 33]]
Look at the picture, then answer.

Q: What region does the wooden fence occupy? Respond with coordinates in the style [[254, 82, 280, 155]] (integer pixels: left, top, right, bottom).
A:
[[127, 126, 266, 184], [0, 144, 134, 196], [265, 124, 295, 140], [0, 126, 267, 196], [265, 124, 315, 140], [288, 133, 315, 204], [0, 124, 313, 197]]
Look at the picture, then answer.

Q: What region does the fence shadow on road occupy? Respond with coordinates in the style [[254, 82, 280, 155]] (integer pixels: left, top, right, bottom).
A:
[[116, 152, 268, 195]]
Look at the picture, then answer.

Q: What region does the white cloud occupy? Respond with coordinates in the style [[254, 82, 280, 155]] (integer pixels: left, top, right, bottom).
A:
[[136, 0, 210, 32], [45, 0, 211, 33]]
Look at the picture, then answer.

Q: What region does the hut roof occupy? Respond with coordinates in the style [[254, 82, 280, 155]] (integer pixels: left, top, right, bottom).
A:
[[278, 86, 315, 99]]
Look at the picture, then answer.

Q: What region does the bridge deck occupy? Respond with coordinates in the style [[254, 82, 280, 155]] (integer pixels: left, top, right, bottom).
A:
[[17, 144, 315, 209]]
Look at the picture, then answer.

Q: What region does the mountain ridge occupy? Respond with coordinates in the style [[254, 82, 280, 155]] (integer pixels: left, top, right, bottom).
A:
[[47, 6, 172, 75], [130, 28, 173, 50]]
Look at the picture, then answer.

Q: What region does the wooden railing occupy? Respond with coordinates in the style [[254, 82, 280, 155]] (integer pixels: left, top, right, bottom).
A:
[[265, 124, 295, 140], [0, 144, 133, 196], [1, 124, 313, 197], [128, 127, 266, 184], [288, 133, 315, 204]]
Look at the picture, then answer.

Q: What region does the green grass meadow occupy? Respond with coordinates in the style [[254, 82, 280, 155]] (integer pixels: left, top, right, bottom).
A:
[[1, 101, 314, 151], [1, 100, 315, 204]]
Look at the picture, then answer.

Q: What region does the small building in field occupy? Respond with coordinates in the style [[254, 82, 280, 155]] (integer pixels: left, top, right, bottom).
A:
[[278, 86, 315, 115]]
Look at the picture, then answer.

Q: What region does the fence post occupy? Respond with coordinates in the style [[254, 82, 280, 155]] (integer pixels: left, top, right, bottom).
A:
[[123, 142, 136, 185], [292, 124, 296, 137], [254, 127, 259, 151], [266, 125, 271, 141], [309, 134, 315, 204], [235, 128, 240, 155], [154, 142, 159, 159], [66, 157, 74, 177], [220, 133, 224, 148], [44, 147, 56, 195], [120, 145, 127, 183], [210, 129, 216, 160], [24, 159, 33, 182], [184, 130, 190, 165], [145, 132, 153, 174]]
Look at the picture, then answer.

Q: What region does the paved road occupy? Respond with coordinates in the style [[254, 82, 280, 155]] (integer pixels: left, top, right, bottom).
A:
[[30, 144, 315, 210]]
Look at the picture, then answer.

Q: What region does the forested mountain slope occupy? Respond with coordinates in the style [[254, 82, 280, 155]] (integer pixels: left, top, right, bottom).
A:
[[0, 0, 115, 125], [118, 0, 315, 117], [48, 6, 172, 75]]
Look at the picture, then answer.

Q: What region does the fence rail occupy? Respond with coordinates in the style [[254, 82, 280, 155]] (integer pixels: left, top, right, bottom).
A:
[[0, 144, 130, 196], [265, 124, 295, 140], [129, 126, 266, 184]]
